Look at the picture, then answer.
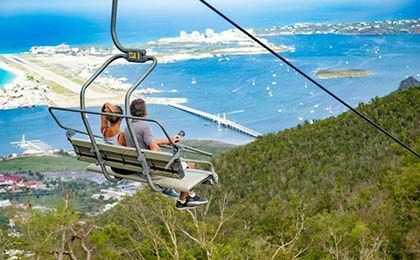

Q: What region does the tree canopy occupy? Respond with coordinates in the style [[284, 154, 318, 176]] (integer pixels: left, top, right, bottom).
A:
[[7, 86, 420, 259]]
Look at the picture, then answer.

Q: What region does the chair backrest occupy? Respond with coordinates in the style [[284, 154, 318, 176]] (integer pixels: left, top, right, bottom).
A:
[[70, 138, 184, 179]]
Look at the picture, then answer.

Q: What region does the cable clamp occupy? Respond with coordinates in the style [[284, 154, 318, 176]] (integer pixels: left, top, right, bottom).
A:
[[127, 50, 147, 62]]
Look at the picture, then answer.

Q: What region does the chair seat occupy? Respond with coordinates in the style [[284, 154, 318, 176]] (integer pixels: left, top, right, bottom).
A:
[[71, 137, 185, 179], [87, 164, 214, 192], [70, 138, 218, 191]]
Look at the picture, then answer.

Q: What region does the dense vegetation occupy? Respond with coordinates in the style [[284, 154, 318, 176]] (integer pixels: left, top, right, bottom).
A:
[[0, 155, 89, 172], [3, 86, 419, 259]]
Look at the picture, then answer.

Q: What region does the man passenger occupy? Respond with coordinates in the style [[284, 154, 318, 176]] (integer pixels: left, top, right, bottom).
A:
[[125, 98, 208, 210], [101, 102, 183, 201]]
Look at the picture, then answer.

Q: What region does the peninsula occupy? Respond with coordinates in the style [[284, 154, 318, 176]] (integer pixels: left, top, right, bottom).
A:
[[0, 28, 293, 110], [1, 17, 417, 110]]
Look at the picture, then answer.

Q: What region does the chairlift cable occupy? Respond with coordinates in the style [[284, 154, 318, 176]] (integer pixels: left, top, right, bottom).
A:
[[198, 0, 419, 159]]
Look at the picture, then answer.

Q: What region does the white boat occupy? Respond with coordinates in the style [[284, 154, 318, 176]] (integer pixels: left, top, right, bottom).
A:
[[191, 77, 197, 85]]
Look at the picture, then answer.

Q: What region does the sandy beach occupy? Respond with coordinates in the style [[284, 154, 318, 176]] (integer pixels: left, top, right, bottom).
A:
[[0, 59, 24, 78]]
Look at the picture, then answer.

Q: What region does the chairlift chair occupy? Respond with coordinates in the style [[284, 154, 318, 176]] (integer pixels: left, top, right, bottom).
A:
[[48, 0, 218, 192]]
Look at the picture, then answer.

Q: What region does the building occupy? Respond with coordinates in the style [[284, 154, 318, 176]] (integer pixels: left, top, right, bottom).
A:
[[29, 43, 73, 55]]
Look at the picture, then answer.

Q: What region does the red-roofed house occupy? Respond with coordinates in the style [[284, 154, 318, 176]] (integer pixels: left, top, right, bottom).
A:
[[23, 180, 40, 187]]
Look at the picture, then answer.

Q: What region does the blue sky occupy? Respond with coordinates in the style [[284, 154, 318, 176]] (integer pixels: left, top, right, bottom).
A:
[[1, 0, 417, 14]]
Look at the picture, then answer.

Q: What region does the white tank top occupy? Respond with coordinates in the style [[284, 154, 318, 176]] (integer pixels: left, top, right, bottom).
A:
[[104, 132, 122, 145]]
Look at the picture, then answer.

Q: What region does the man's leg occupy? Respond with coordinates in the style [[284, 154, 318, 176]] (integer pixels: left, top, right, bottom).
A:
[[187, 162, 196, 169], [174, 162, 208, 210], [179, 191, 189, 201], [162, 188, 180, 199], [175, 191, 195, 210], [175, 190, 208, 210]]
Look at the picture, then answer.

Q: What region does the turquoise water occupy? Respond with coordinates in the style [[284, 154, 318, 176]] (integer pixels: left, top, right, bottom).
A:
[[1, 34, 419, 156], [0, 68, 15, 89], [1, 2, 419, 53], [0, 4, 419, 155]]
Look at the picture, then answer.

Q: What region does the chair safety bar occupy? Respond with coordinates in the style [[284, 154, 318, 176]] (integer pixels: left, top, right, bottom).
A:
[[49, 107, 214, 191], [49, 108, 213, 158]]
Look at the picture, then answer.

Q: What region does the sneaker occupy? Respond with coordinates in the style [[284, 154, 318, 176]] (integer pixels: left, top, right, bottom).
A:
[[175, 200, 196, 211], [186, 194, 208, 206], [162, 188, 180, 199]]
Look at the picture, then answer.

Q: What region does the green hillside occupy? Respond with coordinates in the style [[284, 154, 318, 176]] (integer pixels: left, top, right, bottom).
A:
[[0, 155, 89, 172], [209, 86, 419, 258], [11, 86, 419, 259]]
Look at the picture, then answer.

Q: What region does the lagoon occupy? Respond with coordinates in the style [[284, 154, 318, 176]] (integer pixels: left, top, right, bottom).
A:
[[0, 68, 15, 89]]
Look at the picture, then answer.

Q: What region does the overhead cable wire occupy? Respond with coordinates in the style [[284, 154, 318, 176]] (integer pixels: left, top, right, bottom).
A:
[[198, 0, 419, 159]]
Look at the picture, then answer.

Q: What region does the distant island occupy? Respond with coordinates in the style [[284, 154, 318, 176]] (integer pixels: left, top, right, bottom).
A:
[[257, 18, 420, 36], [315, 69, 372, 79]]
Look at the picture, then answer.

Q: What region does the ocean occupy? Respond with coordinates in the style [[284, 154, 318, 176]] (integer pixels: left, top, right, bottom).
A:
[[0, 4, 419, 156], [1, 2, 419, 53]]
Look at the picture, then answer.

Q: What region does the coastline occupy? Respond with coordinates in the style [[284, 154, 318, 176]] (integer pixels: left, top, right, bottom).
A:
[[0, 60, 22, 90], [0, 60, 23, 79], [0, 19, 417, 111], [0, 28, 294, 110], [257, 18, 420, 36], [0, 53, 191, 110], [0, 34, 418, 156]]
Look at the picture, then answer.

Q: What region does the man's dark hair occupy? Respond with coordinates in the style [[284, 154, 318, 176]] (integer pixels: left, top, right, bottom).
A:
[[130, 98, 147, 117]]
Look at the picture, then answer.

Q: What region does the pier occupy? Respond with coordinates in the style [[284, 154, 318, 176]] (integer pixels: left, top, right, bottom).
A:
[[168, 103, 262, 138], [10, 134, 54, 155]]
